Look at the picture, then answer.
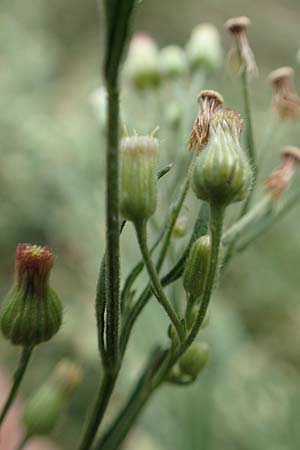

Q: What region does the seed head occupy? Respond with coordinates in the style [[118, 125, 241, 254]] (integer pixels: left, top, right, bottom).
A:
[[224, 16, 258, 78], [264, 146, 300, 199], [268, 67, 300, 120], [189, 90, 224, 152]]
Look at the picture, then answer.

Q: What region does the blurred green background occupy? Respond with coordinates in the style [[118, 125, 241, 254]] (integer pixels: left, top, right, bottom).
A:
[[1, 0, 300, 449]]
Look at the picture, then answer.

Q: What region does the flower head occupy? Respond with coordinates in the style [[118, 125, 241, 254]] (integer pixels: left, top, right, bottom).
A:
[[224, 16, 258, 78], [268, 67, 300, 120], [189, 89, 224, 153], [264, 146, 300, 199]]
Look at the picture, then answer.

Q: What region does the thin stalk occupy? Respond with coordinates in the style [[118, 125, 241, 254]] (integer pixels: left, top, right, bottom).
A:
[[94, 204, 225, 450], [14, 433, 30, 450], [222, 196, 271, 246], [135, 222, 185, 342], [242, 68, 256, 177], [77, 373, 116, 450], [0, 347, 33, 426], [183, 204, 224, 350], [94, 349, 170, 450], [120, 156, 194, 353]]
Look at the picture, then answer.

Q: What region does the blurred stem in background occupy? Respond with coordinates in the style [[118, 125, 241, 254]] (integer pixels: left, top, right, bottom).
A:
[[0, 347, 33, 426]]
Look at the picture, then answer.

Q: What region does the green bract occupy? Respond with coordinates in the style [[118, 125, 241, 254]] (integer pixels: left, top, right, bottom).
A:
[[0, 244, 62, 347], [191, 109, 253, 206], [119, 134, 158, 224]]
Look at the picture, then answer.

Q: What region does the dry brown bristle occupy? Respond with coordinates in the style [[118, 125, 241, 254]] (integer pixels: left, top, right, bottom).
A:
[[281, 146, 300, 163], [268, 67, 294, 83], [224, 16, 251, 33], [197, 90, 224, 106]]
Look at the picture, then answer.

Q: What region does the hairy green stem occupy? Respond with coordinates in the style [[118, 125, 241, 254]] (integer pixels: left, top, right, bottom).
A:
[[242, 68, 256, 177], [0, 347, 33, 426], [135, 222, 185, 342], [77, 373, 117, 450]]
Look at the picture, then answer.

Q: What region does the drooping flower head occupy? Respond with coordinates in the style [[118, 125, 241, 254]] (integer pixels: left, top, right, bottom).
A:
[[264, 146, 300, 200], [224, 16, 258, 78], [268, 67, 300, 120]]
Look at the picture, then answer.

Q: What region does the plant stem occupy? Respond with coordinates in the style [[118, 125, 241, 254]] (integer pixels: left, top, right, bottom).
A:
[[0, 347, 33, 426], [77, 373, 117, 450], [14, 433, 30, 450], [135, 222, 185, 342], [242, 68, 256, 177], [120, 158, 194, 354], [94, 349, 170, 450], [183, 204, 224, 350], [222, 196, 271, 246]]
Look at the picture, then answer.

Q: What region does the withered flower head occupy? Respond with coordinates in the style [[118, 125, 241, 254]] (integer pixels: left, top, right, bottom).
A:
[[224, 16, 258, 78], [264, 146, 300, 199], [268, 67, 300, 120], [189, 89, 224, 152]]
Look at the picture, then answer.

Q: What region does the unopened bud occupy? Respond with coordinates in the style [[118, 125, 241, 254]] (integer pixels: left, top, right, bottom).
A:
[[159, 45, 187, 79], [165, 102, 182, 130], [191, 108, 253, 206], [0, 244, 62, 347], [224, 16, 258, 78], [22, 360, 82, 436], [186, 24, 223, 72], [189, 90, 224, 153], [268, 67, 300, 120], [173, 215, 188, 238], [179, 342, 209, 379], [120, 132, 159, 224], [124, 33, 161, 89], [264, 146, 300, 200], [183, 235, 210, 299]]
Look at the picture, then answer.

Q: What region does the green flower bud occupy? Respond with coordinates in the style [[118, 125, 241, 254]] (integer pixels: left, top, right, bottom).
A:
[[179, 342, 209, 379], [191, 109, 252, 206], [22, 360, 82, 436], [173, 215, 188, 238], [186, 24, 223, 72], [159, 45, 187, 79], [124, 33, 161, 89], [119, 133, 158, 224], [183, 235, 210, 299], [0, 244, 62, 347]]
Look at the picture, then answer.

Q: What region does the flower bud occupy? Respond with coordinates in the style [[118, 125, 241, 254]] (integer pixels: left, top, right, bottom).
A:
[[165, 102, 182, 130], [183, 235, 210, 299], [186, 24, 223, 72], [159, 45, 187, 79], [0, 244, 62, 347], [191, 109, 253, 206], [179, 342, 209, 379], [119, 133, 158, 224], [124, 33, 160, 90], [22, 360, 82, 436], [173, 215, 188, 238]]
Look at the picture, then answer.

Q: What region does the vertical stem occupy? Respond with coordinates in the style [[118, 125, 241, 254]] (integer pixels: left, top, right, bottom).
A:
[[135, 222, 185, 342], [105, 83, 120, 370], [184, 204, 224, 349], [77, 373, 117, 450], [242, 68, 256, 178], [0, 347, 33, 426]]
